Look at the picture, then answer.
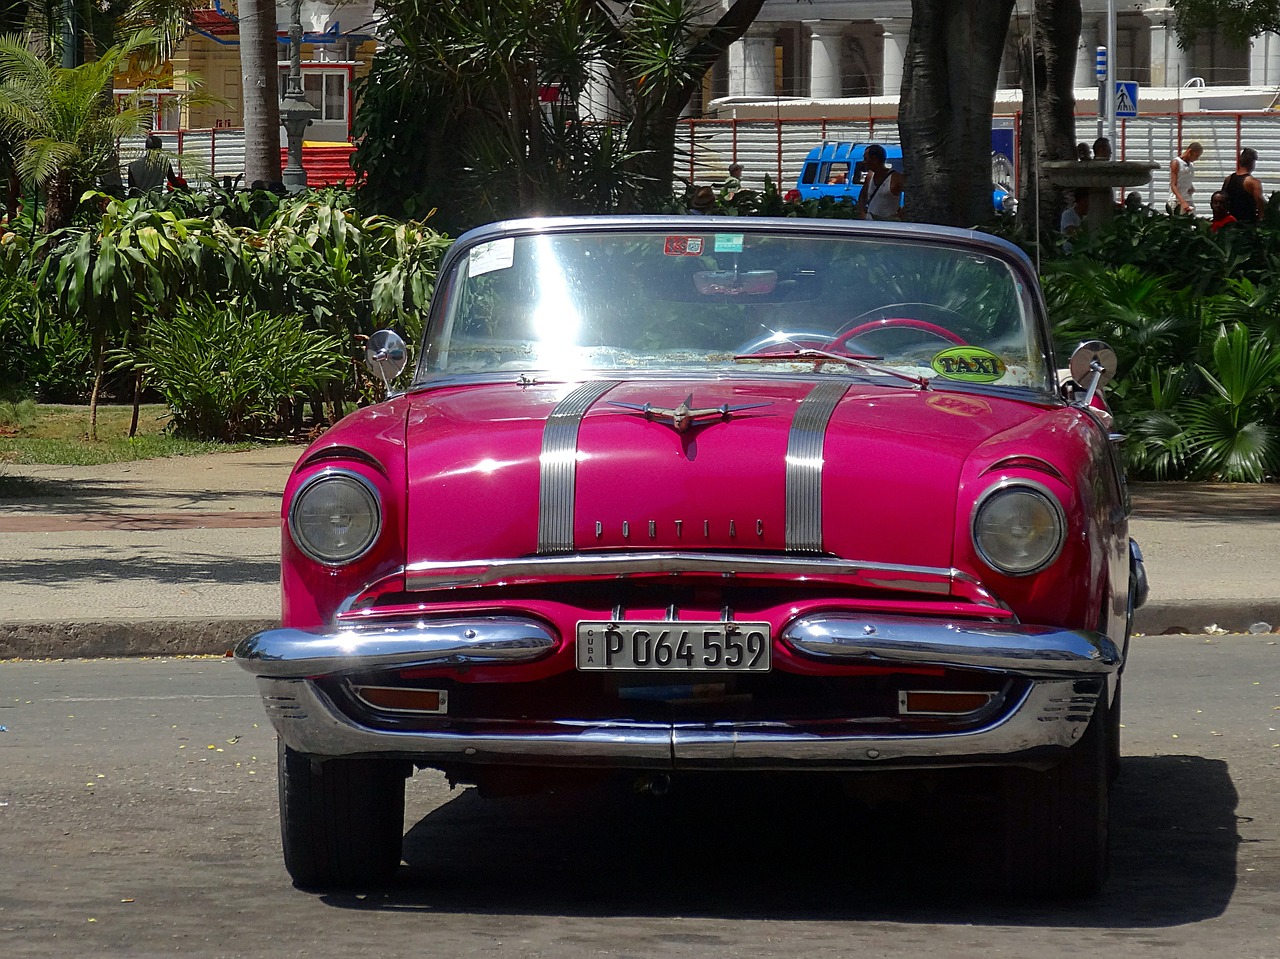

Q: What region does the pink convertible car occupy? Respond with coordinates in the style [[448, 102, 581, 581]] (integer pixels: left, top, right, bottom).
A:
[[236, 216, 1147, 897]]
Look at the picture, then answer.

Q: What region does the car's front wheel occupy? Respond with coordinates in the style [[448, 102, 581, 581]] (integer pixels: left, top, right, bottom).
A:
[[999, 699, 1110, 899], [277, 740, 408, 889]]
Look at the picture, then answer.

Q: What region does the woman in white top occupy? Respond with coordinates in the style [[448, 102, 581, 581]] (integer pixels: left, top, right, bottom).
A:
[[857, 144, 905, 220], [1168, 142, 1203, 214]]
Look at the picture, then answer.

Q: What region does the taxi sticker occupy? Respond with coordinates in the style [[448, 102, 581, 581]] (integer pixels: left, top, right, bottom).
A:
[[664, 236, 704, 256], [714, 233, 744, 253], [468, 237, 515, 277], [930, 346, 1006, 383]]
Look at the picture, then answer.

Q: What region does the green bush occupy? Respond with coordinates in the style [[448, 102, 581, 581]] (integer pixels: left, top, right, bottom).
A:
[[122, 299, 348, 440], [1042, 212, 1280, 482]]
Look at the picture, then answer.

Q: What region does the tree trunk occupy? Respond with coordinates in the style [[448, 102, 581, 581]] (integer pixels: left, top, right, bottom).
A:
[[42, 168, 75, 233], [899, 0, 1016, 227], [240, 0, 282, 186], [1017, 0, 1081, 246], [608, 0, 766, 210], [88, 332, 104, 442], [129, 368, 142, 438]]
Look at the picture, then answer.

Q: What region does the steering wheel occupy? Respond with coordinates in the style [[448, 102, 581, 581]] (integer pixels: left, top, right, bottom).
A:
[[828, 303, 970, 354]]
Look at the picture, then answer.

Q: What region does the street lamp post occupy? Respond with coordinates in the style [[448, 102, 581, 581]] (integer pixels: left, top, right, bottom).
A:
[[279, 0, 319, 193]]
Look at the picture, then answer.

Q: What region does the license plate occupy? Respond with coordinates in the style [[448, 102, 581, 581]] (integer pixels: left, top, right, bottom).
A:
[[576, 621, 771, 671]]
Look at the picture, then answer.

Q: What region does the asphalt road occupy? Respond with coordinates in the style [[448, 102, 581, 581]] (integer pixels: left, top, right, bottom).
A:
[[1, 635, 1277, 959]]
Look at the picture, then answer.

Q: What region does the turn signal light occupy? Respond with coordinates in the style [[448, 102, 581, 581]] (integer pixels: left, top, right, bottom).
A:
[[352, 685, 448, 714], [898, 690, 994, 716]]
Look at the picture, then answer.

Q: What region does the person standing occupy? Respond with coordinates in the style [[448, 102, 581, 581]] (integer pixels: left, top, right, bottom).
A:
[[856, 144, 904, 220], [1222, 148, 1264, 225], [1168, 141, 1203, 214], [127, 135, 182, 195]]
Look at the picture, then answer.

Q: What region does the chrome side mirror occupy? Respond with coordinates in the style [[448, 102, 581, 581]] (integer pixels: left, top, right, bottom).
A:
[[364, 329, 409, 395], [1068, 340, 1117, 407]]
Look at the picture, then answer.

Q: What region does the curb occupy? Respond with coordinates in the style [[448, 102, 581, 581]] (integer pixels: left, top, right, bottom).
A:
[[0, 618, 276, 660], [1134, 601, 1280, 637], [2, 603, 1278, 660]]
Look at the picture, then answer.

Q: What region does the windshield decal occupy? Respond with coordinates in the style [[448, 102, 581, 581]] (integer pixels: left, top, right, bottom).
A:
[[714, 233, 744, 253], [931, 346, 1006, 384], [468, 237, 515, 277], [663, 236, 703, 256]]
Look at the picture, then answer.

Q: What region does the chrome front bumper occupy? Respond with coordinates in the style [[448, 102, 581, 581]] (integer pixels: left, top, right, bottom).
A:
[[235, 613, 1120, 771]]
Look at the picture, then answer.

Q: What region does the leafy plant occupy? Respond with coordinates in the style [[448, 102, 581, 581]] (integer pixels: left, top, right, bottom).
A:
[[119, 298, 348, 440]]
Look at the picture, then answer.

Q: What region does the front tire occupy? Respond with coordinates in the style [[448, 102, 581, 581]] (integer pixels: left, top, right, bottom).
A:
[[277, 740, 408, 889], [999, 698, 1110, 899]]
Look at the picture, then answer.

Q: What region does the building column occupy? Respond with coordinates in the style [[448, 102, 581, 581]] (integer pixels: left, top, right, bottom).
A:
[[1251, 32, 1280, 86], [1149, 10, 1190, 88], [878, 18, 907, 97], [728, 26, 776, 98], [1075, 17, 1101, 89], [580, 60, 619, 122], [806, 21, 843, 99]]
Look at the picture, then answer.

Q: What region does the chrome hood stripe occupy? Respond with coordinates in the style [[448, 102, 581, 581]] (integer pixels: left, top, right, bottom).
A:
[[785, 381, 848, 553], [538, 381, 618, 554]]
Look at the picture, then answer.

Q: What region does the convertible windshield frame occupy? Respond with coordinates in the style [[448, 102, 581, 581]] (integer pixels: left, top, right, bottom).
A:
[[413, 217, 1058, 396]]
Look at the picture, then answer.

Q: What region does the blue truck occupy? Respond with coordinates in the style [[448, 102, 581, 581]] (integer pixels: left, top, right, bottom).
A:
[[790, 142, 1016, 213]]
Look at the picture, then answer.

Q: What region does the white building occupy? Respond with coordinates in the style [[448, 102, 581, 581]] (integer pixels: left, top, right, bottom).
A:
[[704, 0, 1280, 107]]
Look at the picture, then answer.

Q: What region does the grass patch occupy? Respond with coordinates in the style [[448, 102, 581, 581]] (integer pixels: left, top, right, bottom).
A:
[[0, 403, 260, 465], [0, 397, 38, 429]]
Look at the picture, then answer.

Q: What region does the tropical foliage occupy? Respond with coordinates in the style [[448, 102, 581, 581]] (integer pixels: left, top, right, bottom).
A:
[[1042, 208, 1280, 481], [0, 31, 160, 231], [2, 187, 450, 440], [352, 0, 764, 231]]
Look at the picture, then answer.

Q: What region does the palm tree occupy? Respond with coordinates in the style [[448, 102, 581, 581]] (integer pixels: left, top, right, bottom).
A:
[[237, 0, 281, 186], [0, 30, 158, 232]]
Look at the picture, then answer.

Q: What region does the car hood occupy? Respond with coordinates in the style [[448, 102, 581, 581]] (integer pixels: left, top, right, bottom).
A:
[[404, 378, 1048, 570]]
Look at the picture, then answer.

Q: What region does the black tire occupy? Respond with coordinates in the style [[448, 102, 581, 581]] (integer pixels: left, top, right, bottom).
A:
[[1107, 681, 1122, 785], [277, 739, 407, 889], [999, 698, 1110, 899]]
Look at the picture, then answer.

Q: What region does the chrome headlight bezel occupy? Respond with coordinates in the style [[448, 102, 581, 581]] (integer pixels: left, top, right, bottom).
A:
[[287, 468, 382, 567], [970, 479, 1066, 577]]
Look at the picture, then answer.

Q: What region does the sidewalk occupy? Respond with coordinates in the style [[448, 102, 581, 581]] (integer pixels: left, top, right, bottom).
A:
[[1, 447, 1278, 658]]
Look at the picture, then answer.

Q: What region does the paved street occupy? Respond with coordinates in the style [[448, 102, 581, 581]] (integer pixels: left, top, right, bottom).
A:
[[1, 636, 1277, 959]]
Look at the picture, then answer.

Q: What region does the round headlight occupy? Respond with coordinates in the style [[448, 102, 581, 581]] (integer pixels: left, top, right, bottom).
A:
[[972, 482, 1065, 576], [289, 470, 381, 566]]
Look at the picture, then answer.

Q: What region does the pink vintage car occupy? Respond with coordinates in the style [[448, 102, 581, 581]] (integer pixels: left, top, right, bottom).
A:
[[236, 216, 1147, 897]]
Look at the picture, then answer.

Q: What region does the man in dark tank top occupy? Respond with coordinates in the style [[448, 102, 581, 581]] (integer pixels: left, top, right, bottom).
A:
[[1222, 148, 1264, 225]]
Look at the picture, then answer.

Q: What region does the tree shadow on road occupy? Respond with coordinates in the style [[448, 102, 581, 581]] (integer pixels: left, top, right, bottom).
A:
[[321, 754, 1237, 926]]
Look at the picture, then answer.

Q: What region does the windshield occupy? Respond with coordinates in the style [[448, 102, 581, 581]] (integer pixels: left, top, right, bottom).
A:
[[420, 226, 1052, 392]]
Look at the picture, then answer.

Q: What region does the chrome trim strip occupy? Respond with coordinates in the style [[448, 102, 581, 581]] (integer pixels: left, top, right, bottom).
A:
[[254, 676, 1098, 770], [235, 617, 558, 678], [538, 381, 618, 554], [782, 613, 1120, 677], [670, 681, 1100, 768], [785, 382, 848, 553], [403, 551, 1001, 605], [259, 678, 674, 766]]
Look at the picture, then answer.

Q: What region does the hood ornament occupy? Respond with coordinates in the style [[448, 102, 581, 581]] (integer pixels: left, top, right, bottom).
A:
[[609, 394, 771, 433]]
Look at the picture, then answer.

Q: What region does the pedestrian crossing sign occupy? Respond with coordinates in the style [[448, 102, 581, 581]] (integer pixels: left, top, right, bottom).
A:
[[1115, 81, 1139, 118]]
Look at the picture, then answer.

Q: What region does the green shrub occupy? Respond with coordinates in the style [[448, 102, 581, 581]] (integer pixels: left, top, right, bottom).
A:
[[0, 396, 36, 427], [121, 299, 348, 440]]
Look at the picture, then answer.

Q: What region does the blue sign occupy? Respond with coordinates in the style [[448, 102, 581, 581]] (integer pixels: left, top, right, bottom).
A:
[[1115, 81, 1139, 117], [1095, 47, 1107, 82]]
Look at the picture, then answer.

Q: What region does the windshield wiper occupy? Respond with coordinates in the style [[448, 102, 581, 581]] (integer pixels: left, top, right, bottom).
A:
[[733, 349, 930, 389]]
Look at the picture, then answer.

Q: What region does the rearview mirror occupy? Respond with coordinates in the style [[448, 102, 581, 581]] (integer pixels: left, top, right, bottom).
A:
[[693, 270, 778, 296], [364, 329, 409, 394]]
